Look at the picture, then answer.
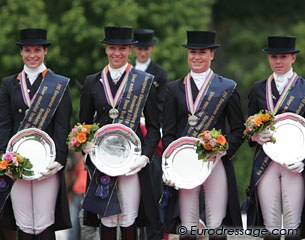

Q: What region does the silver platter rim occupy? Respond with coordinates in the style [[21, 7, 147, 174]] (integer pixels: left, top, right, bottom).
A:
[[162, 136, 215, 189], [6, 128, 56, 180], [263, 112, 305, 165], [90, 123, 141, 176]]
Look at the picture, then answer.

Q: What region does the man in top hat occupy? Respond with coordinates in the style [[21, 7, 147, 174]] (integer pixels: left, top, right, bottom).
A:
[[79, 26, 160, 240], [0, 28, 72, 239], [161, 30, 244, 240], [133, 28, 168, 240], [246, 35, 305, 240], [133, 29, 168, 121]]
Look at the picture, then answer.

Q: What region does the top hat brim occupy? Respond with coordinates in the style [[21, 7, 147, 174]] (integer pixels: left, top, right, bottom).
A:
[[100, 39, 138, 45], [182, 43, 220, 49], [133, 39, 157, 48], [263, 48, 300, 54], [16, 40, 52, 47]]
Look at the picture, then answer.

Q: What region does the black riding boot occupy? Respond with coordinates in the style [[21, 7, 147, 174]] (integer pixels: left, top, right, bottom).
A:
[[120, 224, 136, 240], [100, 225, 117, 240], [36, 225, 55, 240], [18, 229, 35, 240]]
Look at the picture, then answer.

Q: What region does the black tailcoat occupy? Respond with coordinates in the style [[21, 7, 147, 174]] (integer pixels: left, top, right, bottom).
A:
[[0, 71, 72, 231], [162, 75, 245, 232], [79, 69, 160, 227]]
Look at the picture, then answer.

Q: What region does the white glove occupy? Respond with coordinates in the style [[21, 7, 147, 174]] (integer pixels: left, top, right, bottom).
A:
[[205, 151, 227, 162], [285, 162, 304, 173], [40, 161, 63, 178], [162, 173, 178, 190], [125, 155, 149, 176], [82, 141, 95, 154], [251, 129, 273, 145]]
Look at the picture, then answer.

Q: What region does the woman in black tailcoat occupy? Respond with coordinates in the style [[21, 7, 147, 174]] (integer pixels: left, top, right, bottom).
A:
[[161, 30, 244, 240], [0, 28, 72, 239]]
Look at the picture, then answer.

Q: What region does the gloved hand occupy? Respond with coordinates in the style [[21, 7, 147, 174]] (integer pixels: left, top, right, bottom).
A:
[[40, 161, 63, 178], [82, 141, 95, 154], [162, 173, 179, 190], [205, 151, 227, 162], [125, 155, 149, 176], [285, 162, 304, 173], [251, 129, 273, 145]]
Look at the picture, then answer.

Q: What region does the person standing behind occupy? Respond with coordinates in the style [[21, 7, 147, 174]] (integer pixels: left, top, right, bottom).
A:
[[0, 28, 72, 239], [245, 35, 305, 240], [133, 29, 168, 121], [80, 26, 160, 240], [161, 30, 244, 240], [133, 28, 168, 240]]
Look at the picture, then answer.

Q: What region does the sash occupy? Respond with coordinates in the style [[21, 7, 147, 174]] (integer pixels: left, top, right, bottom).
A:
[[19, 70, 70, 131], [82, 68, 153, 217], [113, 67, 154, 131], [182, 74, 236, 137], [243, 76, 305, 214]]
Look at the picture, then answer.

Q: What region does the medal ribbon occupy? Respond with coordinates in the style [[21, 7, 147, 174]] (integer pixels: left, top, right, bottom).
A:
[[266, 72, 298, 114], [185, 70, 214, 116], [100, 64, 131, 109], [20, 69, 48, 107]]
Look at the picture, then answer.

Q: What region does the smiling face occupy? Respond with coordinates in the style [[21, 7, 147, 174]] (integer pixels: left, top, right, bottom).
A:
[[20, 45, 48, 68], [267, 53, 296, 75], [187, 48, 214, 73], [105, 45, 132, 69]]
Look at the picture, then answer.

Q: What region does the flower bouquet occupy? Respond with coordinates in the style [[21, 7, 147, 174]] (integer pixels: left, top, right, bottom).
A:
[[67, 123, 99, 152], [0, 152, 34, 179], [243, 109, 276, 143], [196, 128, 229, 161]]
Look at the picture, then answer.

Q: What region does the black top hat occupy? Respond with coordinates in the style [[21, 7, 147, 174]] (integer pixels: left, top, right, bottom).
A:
[[183, 31, 220, 49], [100, 26, 137, 45], [263, 36, 300, 54], [16, 28, 52, 47], [133, 29, 157, 48]]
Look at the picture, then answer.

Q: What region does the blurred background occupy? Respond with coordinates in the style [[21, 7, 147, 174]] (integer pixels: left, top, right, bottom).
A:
[[1, 0, 305, 235]]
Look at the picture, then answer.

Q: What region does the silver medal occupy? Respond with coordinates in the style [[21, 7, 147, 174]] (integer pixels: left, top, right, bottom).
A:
[[109, 108, 119, 119], [188, 115, 198, 126]]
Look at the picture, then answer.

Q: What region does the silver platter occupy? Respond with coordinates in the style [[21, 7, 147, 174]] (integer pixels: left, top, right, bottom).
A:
[[6, 128, 56, 180], [90, 123, 141, 176], [162, 136, 215, 189], [263, 112, 305, 165]]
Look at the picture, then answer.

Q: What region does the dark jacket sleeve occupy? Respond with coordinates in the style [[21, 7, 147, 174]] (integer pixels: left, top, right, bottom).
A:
[[0, 77, 14, 155], [142, 85, 161, 160], [53, 86, 72, 166]]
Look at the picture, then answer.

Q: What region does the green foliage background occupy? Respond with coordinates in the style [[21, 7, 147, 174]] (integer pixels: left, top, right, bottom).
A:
[[1, 0, 305, 202]]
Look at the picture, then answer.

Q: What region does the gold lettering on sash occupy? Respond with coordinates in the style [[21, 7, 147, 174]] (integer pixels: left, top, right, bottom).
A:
[[296, 96, 305, 115]]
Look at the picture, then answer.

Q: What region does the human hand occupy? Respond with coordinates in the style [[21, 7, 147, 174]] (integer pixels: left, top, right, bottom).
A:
[[125, 155, 149, 176], [205, 151, 227, 162], [251, 129, 273, 145], [284, 162, 304, 173], [162, 173, 178, 190], [82, 141, 95, 154], [40, 162, 63, 178]]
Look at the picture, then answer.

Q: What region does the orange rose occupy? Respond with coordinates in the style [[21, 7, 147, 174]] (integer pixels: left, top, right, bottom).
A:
[[254, 117, 262, 126], [217, 134, 227, 146], [0, 160, 10, 170], [76, 132, 87, 143], [204, 144, 212, 151], [261, 114, 270, 122]]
